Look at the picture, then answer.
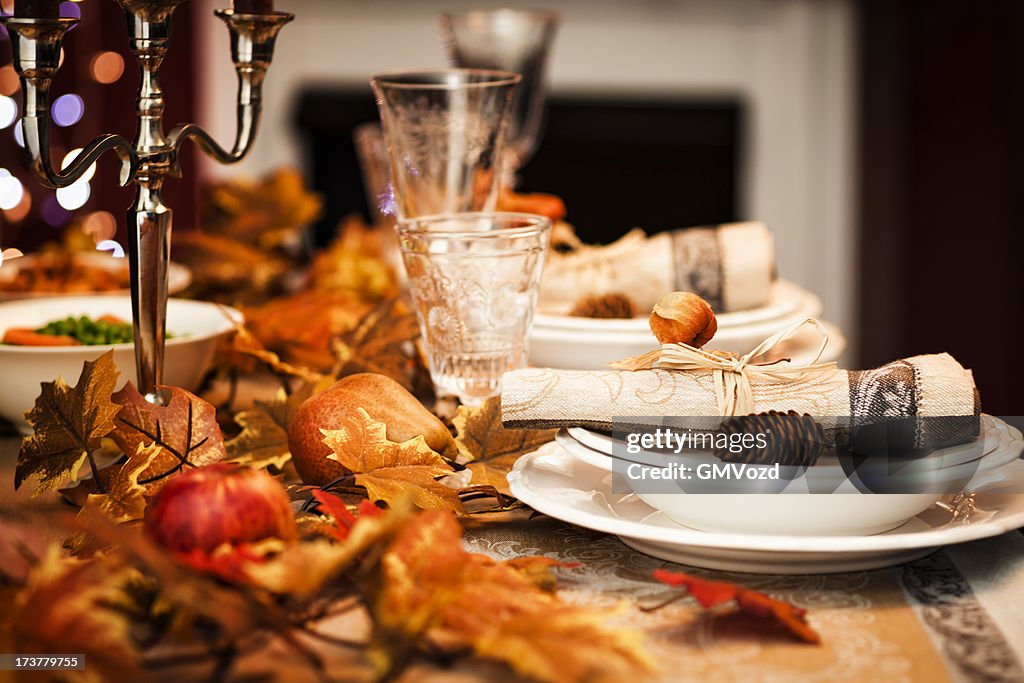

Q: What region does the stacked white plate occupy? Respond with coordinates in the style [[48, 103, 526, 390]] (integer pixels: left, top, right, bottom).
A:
[[507, 416, 1024, 573], [529, 279, 845, 369]]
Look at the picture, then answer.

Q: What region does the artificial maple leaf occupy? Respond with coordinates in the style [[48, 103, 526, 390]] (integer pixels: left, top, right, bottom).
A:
[[653, 569, 821, 643], [311, 490, 384, 542], [245, 500, 407, 598], [226, 406, 291, 471], [333, 297, 427, 392], [87, 442, 163, 524], [452, 397, 556, 495], [365, 510, 652, 683], [110, 384, 227, 487], [219, 323, 326, 383], [172, 231, 292, 305], [16, 351, 121, 495], [11, 546, 138, 681], [243, 288, 372, 371], [322, 407, 462, 512], [308, 215, 397, 301]]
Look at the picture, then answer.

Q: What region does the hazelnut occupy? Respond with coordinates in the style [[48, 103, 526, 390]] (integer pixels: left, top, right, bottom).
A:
[[570, 292, 638, 319], [649, 292, 717, 347]]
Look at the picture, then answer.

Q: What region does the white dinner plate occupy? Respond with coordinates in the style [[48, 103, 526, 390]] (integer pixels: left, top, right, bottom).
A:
[[535, 279, 817, 331], [507, 441, 1024, 574]]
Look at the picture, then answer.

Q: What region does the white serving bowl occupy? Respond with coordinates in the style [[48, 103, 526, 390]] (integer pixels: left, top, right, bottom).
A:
[[558, 415, 1022, 536], [0, 296, 241, 433]]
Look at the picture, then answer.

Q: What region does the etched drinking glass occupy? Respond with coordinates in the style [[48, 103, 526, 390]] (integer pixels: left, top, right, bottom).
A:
[[437, 9, 560, 176], [370, 69, 521, 220], [397, 212, 551, 404]]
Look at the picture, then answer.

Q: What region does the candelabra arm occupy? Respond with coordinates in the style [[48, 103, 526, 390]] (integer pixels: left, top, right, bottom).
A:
[[168, 10, 291, 173], [23, 118, 137, 188], [0, 16, 138, 189]]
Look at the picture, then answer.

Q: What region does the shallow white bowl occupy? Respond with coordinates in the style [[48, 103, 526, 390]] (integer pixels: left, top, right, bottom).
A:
[[557, 416, 1022, 536], [0, 296, 240, 433]]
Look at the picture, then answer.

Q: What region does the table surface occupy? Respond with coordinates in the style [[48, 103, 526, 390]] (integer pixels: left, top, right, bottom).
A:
[[3, 435, 1024, 683]]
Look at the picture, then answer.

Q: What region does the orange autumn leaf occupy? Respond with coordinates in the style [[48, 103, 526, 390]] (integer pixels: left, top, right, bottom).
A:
[[321, 408, 462, 512], [312, 490, 383, 542], [652, 569, 821, 644], [365, 510, 652, 683], [452, 397, 556, 495], [110, 384, 227, 487]]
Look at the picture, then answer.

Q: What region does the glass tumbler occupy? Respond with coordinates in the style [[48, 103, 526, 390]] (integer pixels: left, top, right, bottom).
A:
[[370, 69, 521, 220], [397, 212, 551, 404]]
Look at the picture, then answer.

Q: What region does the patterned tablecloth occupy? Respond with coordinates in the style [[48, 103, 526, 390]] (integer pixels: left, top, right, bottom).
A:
[[3, 437, 1023, 683]]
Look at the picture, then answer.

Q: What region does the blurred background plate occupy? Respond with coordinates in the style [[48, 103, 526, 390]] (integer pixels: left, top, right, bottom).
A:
[[0, 252, 192, 301]]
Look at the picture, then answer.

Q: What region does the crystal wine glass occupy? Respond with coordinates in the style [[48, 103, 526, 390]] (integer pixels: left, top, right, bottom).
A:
[[437, 9, 560, 181]]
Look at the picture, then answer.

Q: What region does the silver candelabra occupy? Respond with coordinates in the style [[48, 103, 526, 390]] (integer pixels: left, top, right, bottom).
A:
[[1, 0, 292, 403]]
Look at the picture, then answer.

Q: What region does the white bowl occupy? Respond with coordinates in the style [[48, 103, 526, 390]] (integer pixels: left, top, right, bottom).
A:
[[0, 296, 240, 433], [557, 415, 1022, 536]]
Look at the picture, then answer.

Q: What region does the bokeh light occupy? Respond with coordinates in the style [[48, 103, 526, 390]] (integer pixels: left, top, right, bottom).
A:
[[52, 93, 84, 127], [13, 119, 24, 147], [59, 2, 81, 20], [90, 51, 125, 84], [96, 240, 125, 259], [43, 196, 72, 227], [56, 179, 91, 210], [82, 210, 118, 242], [62, 148, 97, 182], [3, 190, 31, 223], [0, 95, 16, 129], [0, 66, 19, 97], [0, 172, 24, 211]]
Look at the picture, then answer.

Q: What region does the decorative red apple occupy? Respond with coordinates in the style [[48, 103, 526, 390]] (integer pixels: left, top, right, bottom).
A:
[[144, 464, 297, 554]]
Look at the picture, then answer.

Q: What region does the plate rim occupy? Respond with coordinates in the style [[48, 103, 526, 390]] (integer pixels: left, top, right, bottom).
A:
[[507, 441, 1024, 554]]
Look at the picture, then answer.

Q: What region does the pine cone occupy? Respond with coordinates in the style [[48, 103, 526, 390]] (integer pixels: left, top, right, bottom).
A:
[[715, 411, 826, 467], [569, 292, 638, 319]]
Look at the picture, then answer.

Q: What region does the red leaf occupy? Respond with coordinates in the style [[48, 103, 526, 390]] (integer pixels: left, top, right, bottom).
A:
[[312, 490, 383, 541], [653, 569, 820, 644]]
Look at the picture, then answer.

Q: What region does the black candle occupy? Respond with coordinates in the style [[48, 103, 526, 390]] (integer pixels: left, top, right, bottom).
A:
[[232, 0, 274, 13], [14, 0, 60, 18]]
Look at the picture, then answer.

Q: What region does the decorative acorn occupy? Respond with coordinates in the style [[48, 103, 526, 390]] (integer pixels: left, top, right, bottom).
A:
[[715, 411, 826, 468], [649, 292, 717, 347], [570, 292, 638, 319]]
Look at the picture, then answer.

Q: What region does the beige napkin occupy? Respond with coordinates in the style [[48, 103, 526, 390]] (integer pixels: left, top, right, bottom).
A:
[[538, 221, 775, 314], [501, 353, 980, 449]]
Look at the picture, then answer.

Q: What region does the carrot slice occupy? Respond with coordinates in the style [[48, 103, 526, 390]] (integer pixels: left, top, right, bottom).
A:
[[2, 328, 81, 346], [97, 314, 127, 325]]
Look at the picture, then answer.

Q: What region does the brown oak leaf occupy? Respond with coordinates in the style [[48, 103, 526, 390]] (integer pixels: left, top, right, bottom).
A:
[[16, 351, 121, 495], [365, 510, 652, 683], [322, 408, 462, 512], [452, 397, 556, 495], [652, 569, 821, 643], [110, 384, 227, 487]]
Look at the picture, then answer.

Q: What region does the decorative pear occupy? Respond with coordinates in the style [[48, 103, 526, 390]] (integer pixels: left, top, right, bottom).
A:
[[288, 373, 456, 485]]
